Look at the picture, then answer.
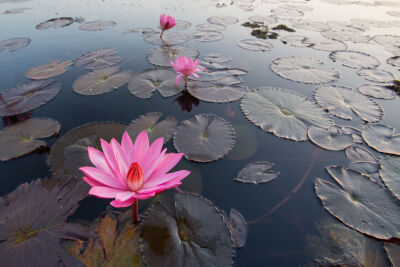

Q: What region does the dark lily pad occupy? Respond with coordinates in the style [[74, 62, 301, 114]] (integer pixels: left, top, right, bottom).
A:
[[196, 23, 226, 32], [241, 87, 332, 141], [308, 126, 354, 151], [126, 112, 177, 144], [79, 20, 116, 31], [128, 68, 177, 98], [357, 69, 394, 83], [315, 166, 400, 240], [346, 145, 379, 175], [36, 17, 74, 30], [270, 56, 340, 84], [73, 66, 132, 96], [314, 85, 383, 122], [75, 47, 123, 70], [362, 124, 400, 156], [237, 39, 273, 51], [25, 60, 72, 80], [234, 161, 279, 184], [203, 53, 231, 63], [281, 35, 309, 47], [0, 79, 60, 116], [173, 114, 235, 162], [387, 56, 400, 67], [379, 156, 400, 200], [329, 51, 380, 69], [139, 193, 234, 267], [272, 24, 295, 32], [229, 209, 248, 248], [358, 84, 396, 99], [48, 122, 126, 177], [207, 15, 238, 25], [0, 118, 60, 161], [0, 37, 30, 52], [384, 243, 400, 266], [146, 46, 199, 67], [144, 31, 189, 45], [302, 36, 347, 51], [190, 31, 224, 42]]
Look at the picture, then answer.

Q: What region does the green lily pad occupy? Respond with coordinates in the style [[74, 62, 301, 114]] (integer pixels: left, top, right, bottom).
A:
[[75, 47, 123, 70], [190, 31, 224, 42], [36, 17, 74, 30], [146, 46, 199, 67], [229, 209, 247, 248], [379, 156, 400, 200], [357, 68, 394, 83], [0, 37, 30, 52], [237, 39, 273, 51], [308, 126, 354, 151], [329, 51, 380, 69], [144, 31, 189, 46], [362, 124, 400, 156], [25, 60, 72, 80], [207, 15, 238, 25], [79, 20, 116, 31], [241, 87, 332, 141], [234, 162, 279, 184], [0, 118, 60, 161], [358, 84, 396, 100]]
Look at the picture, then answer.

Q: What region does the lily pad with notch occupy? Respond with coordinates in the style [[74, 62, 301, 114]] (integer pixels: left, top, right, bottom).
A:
[[234, 161, 280, 184], [25, 60, 72, 80], [146, 46, 199, 67], [0, 37, 30, 52], [362, 124, 400, 156], [358, 84, 396, 100], [36, 17, 74, 30], [357, 69, 394, 83], [379, 155, 400, 200], [79, 20, 116, 31], [75, 47, 123, 70], [229, 208, 247, 248], [329, 51, 380, 69], [308, 126, 354, 151], [346, 145, 379, 176]]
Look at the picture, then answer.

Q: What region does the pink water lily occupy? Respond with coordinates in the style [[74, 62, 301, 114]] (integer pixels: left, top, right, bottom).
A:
[[80, 130, 190, 223], [160, 13, 176, 38], [171, 56, 205, 87]]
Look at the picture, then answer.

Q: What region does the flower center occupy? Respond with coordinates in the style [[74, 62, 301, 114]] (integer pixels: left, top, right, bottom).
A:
[[126, 162, 143, 191]]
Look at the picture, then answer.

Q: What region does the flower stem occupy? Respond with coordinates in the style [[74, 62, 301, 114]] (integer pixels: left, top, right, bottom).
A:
[[184, 76, 188, 88], [160, 30, 164, 39], [132, 199, 139, 224]]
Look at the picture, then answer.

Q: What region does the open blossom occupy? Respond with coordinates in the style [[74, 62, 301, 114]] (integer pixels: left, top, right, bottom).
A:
[[160, 13, 176, 38], [80, 131, 190, 208], [171, 56, 205, 87]]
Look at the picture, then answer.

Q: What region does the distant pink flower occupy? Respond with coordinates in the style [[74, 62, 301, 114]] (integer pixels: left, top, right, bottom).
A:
[[171, 56, 205, 87], [160, 13, 176, 38], [80, 131, 190, 223]]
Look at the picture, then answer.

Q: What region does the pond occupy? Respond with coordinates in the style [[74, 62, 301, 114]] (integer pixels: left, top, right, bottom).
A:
[[1, 0, 400, 266]]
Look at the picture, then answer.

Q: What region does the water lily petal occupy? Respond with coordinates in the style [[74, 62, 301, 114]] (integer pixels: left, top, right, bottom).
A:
[[115, 191, 135, 202], [89, 186, 126, 198], [132, 130, 149, 165], [143, 169, 190, 188], [80, 166, 125, 189], [88, 147, 114, 174], [121, 131, 135, 163], [110, 198, 135, 208]]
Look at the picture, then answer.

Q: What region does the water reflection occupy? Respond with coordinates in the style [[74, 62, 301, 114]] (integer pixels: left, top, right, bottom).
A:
[[173, 90, 199, 112]]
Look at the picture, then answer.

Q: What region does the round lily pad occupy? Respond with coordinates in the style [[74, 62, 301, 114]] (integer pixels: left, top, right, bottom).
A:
[[229, 208, 248, 248], [191, 68, 248, 82], [281, 35, 309, 47], [75, 47, 123, 70], [173, 114, 235, 162], [302, 36, 347, 51], [357, 69, 394, 83], [308, 126, 354, 151], [358, 84, 396, 99], [270, 56, 340, 84], [315, 166, 400, 240], [241, 87, 332, 141], [0, 37, 30, 52], [190, 31, 224, 42], [0, 118, 60, 161], [139, 193, 234, 267], [207, 15, 238, 25], [314, 85, 383, 122], [36, 17, 74, 30], [387, 56, 400, 67], [144, 31, 189, 45], [379, 156, 400, 200], [329, 51, 380, 69], [362, 125, 400, 156], [79, 20, 116, 31], [322, 30, 371, 43], [345, 145, 379, 175], [203, 53, 231, 63], [73, 66, 132, 96], [128, 68, 177, 98], [234, 161, 279, 184], [146, 46, 199, 67], [25, 60, 72, 80], [0, 79, 60, 116], [237, 39, 273, 51], [48, 122, 126, 177], [196, 23, 226, 32], [126, 112, 177, 144]]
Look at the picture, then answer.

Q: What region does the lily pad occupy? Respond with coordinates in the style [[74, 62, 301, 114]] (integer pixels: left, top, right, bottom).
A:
[[0, 79, 60, 116], [196, 23, 226, 32], [372, 35, 400, 46], [302, 36, 347, 51], [139, 193, 234, 266], [173, 114, 235, 162], [48, 122, 126, 177], [249, 15, 277, 24], [73, 66, 131, 96], [79, 20, 116, 31], [191, 68, 248, 82], [315, 166, 400, 240], [346, 145, 379, 175], [207, 15, 238, 25], [203, 53, 231, 63], [358, 84, 396, 99], [36, 17, 74, 30], [281, 35, 309, 47], [322, 29, 371, 43], [384, 243, 400, 266], [387, 56, 400, 67], [25, 60, 72, 80], [387, 10, 400, 17], [190, 31, 224, 42], [125, 27, 155, 36], [362, 125, 400, 156], [229, 209, 248, 248], [329, 51, 380, 69], [379, 156, 400, 200], [75, 47, 123, 70], [174, 20, 191, 30], [234, 162, 279, 184], [308, 126, 353, 151], [241, 87, 332, 141], [270, 56, 340, 84], [126, 112, 177, 144], [339, 126, 364, 143], [290, 20, 330, 32], [237, 39, 273, 51], [0, 118, 60, 161], [144, 31, 189, 45], [0, 37, 30, 52], [146, 46, 199, 67], [271, 8, 304, 17], [357, 69, 394, 83], [314, 85, 383, 122]]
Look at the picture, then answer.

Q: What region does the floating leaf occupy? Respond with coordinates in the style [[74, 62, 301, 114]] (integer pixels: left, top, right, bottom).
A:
[[379, 156, 400, 200], [281, 35, 309, 47], [75, 47, 123, 70], [271, 8, 304, 17], [340, 126, 364, 143], [346, 145, 379, 175], [358, 84, 396, 100], [203, 53, 231, 63], [139, 193, 234, 267], [329, 51, 380, 69], [315, 166, 400, 240], [48, 122, 126, 177], [235, 162, 279, 184], [322, 30, 371, 43], [2, 8, 31, 15], [290, 20, 330, 32], [196, 23, 226, 32], [126, 112, 177, 144], [125, 27, 155, 36], [173, 114, 235, 162], [0, 37, 30, 52], [372, 35, 400, 46], [174, 20, 191, 30], [387, 56, 400, 67], [73, 66, 131, 96], [237, 39, 273, 51], [128, 68, 177, 98], [207, 15, 238, 25], [384, 243, 400, 266], [308, 126, 353, 151], [79, 20, 116, 31], [350, 18, 387, 29], [302, 36, 347, 51], [270, 56, 340, 84], [229, 209, 248, 248], [0, 118, 60, 161], [0, 79, 60, 116], [36, 17, 74, 30], [241, 87, 332, 141], [362, 125, 400, 156], [190, 31, 224, 42], [146, 46, 199, 67], [144, 31, 189, 45], [25, 60, 72, 80], [357, 69, 394, 83], [249, 15, 277, 24], [191, 68, 248, 82], [314, 85, 383, 122]]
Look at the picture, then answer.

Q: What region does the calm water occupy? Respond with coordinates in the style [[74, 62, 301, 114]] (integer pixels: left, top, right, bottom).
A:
[[0, 0, 399, 266]]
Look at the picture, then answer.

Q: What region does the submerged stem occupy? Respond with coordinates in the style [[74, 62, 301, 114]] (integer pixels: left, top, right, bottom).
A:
[[133, 199, 139, 224], [160, 30, 165, 38]]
